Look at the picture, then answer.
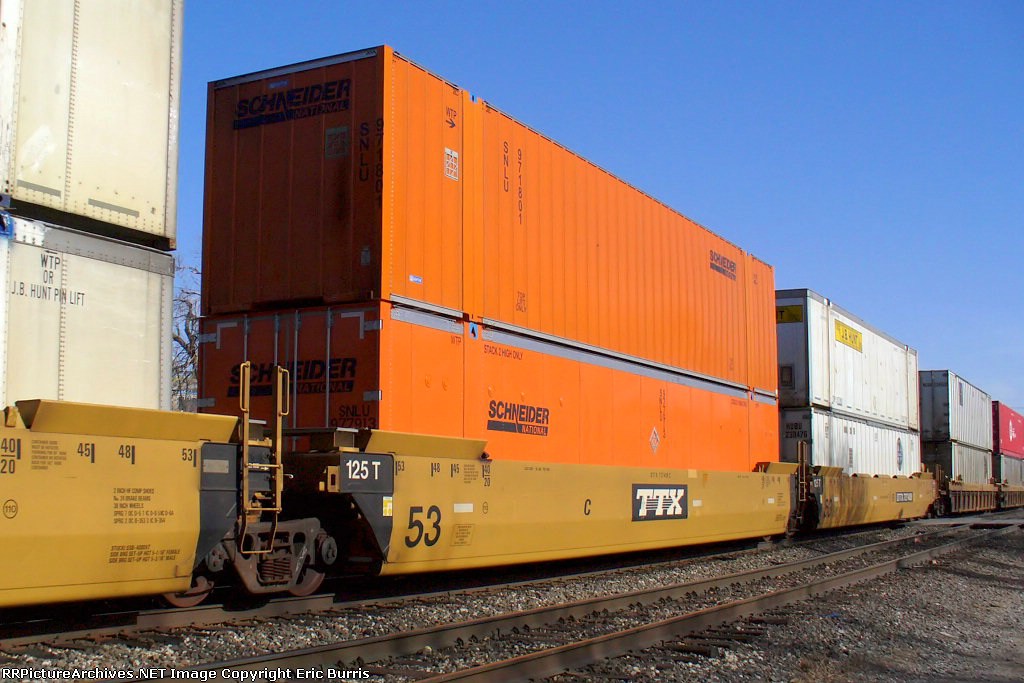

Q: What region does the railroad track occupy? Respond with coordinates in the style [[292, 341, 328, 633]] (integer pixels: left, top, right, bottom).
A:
[[0, 522, 888, 650], [0, 534, 764, 650], [194, 523, 1021, 680], [0, 595, 337, 650]]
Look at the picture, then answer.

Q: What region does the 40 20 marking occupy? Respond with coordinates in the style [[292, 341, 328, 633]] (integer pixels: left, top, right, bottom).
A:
[[0, 437, 21, 458], [0, 438, 20, 474]]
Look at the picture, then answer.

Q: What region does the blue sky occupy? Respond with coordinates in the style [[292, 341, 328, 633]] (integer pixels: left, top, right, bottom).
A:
[[179, 1, 1024, 408]]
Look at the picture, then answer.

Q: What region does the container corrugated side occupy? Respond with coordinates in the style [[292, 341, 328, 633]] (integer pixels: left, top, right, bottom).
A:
[[780, 407, 921, 477], [199, 300, 778, 473], [921, 441, 992, 485], [776, 289, 919, 430], [745, 256, 778, 395], [1, 214, 171, 409], [474, 104, 773, 392], [919, 370, 992, 450], [0, 0, 181, 248], [203, 46, 776, 397], [993, 401, 1024, 458], [995, 454, 1024, 486]]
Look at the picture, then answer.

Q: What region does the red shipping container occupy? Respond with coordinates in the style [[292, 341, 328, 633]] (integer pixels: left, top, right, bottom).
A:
[[993, 401, 1024, 459]]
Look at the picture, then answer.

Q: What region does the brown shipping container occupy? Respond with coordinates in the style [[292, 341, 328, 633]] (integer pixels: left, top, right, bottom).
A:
[[203, 46, 777, 396], [199, 303, 779, 472]]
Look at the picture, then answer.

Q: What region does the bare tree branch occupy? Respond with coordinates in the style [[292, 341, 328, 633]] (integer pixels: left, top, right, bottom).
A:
[[172, 259, 201, 411]]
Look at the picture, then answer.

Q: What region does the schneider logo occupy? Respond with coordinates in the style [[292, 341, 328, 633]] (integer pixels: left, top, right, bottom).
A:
[[229, 359, 357, 397], [709, 249, 737, 281], [895, 492, 914, 503], [632, 484, 688, 521], [487, 400, 550, 436], [234, 79, 351, 129]]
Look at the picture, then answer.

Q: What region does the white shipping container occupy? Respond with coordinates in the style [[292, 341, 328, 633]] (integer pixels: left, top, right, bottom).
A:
[[921, 441, 992, 485], [994, 455, 1024, 487], [0, 214, 172, 409], [776, 289, 919, 430], [919, 370, 992, 451], [780, 407, 921, 477], [0, 0, 181, 247]]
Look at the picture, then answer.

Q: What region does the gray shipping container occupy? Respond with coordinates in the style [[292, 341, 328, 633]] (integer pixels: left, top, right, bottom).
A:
[[922, 441, 992, 485], [919, 370, 993, 451], [0, 0, 181, 249], [994, 455, 1024, 487], [0, 213, 172, 409]]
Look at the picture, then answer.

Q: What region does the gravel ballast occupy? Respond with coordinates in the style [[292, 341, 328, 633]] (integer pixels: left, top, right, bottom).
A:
[[572, 529, 1024, 682], [1, 525, 1021, 682]]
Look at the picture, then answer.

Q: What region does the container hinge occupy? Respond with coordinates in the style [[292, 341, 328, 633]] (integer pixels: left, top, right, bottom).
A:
[[198, 332, 218, 344], [363, 319, 383, 333], [363, 390, 383, 402]]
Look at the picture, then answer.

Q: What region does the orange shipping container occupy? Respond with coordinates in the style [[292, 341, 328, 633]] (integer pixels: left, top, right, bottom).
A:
[[199, 303, 778, 472], [203, 46, 776, 398]]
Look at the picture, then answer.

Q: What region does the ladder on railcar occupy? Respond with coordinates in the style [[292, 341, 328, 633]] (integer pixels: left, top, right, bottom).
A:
[[238, 360, 290, 554], [797, 440, 811, 504]]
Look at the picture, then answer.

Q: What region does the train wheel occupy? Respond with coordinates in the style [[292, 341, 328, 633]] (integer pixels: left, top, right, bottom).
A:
[[289, 564, 325, 597], [163, 575, 214, 608]]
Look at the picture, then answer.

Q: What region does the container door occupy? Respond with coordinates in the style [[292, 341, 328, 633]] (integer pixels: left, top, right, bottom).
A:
[[302, 306, 382, 430], [199, 313, 289, 419], [200, 306, 383, 430]]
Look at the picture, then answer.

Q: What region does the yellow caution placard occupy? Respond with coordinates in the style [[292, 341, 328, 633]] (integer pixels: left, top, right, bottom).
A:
[[835, 320, 863, 352], [776, 305, 804, 324]]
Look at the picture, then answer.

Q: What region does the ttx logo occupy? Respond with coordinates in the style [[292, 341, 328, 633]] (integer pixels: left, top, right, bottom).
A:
[[632, 484, 688, 521]]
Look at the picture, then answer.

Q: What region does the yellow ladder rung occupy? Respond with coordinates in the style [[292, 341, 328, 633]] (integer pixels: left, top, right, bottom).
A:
[[235, 362, 289, 557]]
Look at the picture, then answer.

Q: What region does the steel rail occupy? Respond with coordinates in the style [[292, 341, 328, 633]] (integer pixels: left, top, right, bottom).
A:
[[1, 523, 920, 650], [0, 539, 758, 648], [0, 595, 337, 649], [0, 532, 775, 648], [194, 525, 985, 673], [418, 525, 1022, 682]]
